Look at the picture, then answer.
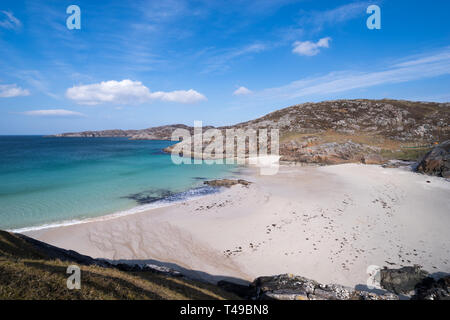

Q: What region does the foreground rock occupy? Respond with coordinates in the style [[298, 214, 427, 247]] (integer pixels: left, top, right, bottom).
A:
[[251, 274, 399, 300], [415, 140, 450, 178], [204, 179, 251, 188], [220, 274, 398, 300], [379, 265, 429, 295], [219, 267, 450, 300]]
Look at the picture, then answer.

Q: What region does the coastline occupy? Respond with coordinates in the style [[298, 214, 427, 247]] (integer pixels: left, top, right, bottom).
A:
[[9, 175, 242, 234], [24, 163, 450, 287]]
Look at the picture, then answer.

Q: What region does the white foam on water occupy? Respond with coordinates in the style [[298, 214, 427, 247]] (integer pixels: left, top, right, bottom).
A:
[[10, 186, 221, 233]]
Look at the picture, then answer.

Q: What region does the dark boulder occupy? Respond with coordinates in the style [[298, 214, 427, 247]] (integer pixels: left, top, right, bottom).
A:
[[413, 275, 450, 300], [416, 140, 450, 178], [380, 265, 428, 295]]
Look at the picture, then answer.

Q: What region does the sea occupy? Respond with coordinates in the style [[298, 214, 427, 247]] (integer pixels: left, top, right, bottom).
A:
[[0, 136, 236, 231]]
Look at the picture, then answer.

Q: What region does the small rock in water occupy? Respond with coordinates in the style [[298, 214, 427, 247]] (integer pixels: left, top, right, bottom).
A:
[[204, 179, 251, 188]]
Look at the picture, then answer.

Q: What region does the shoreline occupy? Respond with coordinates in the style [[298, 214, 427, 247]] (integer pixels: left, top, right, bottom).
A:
[[10, 180, 238, 234], [24, 163, 450, 287]]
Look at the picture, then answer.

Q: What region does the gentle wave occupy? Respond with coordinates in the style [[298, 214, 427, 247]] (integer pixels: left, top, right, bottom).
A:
[[10, 186, 221, 233]]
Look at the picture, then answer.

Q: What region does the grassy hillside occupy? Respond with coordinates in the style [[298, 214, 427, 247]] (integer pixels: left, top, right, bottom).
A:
[[0, 230, 239, 300]]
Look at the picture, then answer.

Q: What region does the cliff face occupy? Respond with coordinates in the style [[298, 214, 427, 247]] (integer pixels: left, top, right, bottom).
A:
[[52, 99, 450, 164]]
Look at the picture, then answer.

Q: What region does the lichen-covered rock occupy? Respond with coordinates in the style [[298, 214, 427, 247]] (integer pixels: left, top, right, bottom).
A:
[[380, 265, 429, 295], [415, 140, 450, 178], [204, 179, 251, 188], [252, 274, 316, 300], [249, 274, 398, 300]]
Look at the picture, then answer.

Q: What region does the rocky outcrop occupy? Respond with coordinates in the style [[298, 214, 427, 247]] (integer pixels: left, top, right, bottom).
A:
[[204, 179, 251, 188], [415, 140, 450, 178], [219, 267, 450, 300], [115, 263, 183, 277], [229, 274, 399, 300], [280, 140, 383, 164], [379, 265, 429, 295]]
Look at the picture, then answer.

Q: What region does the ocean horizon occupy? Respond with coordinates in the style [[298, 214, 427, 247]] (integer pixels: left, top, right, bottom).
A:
[[0, 136, 235, 231]]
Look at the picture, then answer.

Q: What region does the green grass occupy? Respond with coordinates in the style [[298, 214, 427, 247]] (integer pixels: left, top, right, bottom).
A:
[[0, 230, 240, 300], [380, 147, 431, 161]]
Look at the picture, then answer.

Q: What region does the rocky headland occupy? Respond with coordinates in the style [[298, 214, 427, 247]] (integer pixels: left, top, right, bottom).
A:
[[51, 99, 449, 166]]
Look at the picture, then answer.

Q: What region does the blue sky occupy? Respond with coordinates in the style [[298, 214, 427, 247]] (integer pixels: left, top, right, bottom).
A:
[[0, 0, 449, 134]]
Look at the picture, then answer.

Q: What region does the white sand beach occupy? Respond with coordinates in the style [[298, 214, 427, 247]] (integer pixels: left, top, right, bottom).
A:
[[25, 164, 450, 288]]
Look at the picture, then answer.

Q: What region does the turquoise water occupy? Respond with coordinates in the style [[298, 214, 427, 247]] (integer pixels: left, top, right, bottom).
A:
[[0, 136, 235, 231]]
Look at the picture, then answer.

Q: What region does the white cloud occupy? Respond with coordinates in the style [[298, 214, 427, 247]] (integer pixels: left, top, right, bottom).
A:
[[66, 79, 206, 105], [149, 89, 207, 103], [21, 109, 85, 117], [261, 48, 450, 100], [66, 79, 151, 105], [0, 11, 22, 30], [292, 37, 331, 56], [0, 84, 30, 98], [233, 86, 253, 96]]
